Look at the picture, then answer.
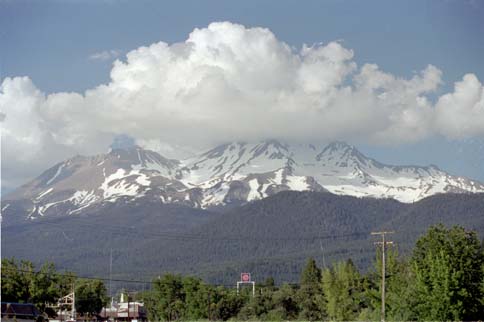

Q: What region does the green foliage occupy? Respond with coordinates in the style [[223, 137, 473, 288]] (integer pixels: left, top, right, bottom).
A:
[[4, 223, 484, 321], [271, 283, 299, 320], [237, 288, 274, 320], [383, 254, 416, 320], [414, 249, 460, 319], [411, 224, 484, 320], [297, 257, 324, 321], [262, 276, 275, 289], [212, 287, 244, 321], [30, 262, 61, 313], [182, 276, 210, 320], [1, 258, 33, 303], [151, 274, 186, 321], [322, 259, 362, 320], [363, 247, 416, 321], [137, 290, 158, 322], [0, 258, 79, 317], [481, 262, 484, 308], [143, 274, 246, 321], [236, 282, 300, 321], [75, 279, 108, 317]]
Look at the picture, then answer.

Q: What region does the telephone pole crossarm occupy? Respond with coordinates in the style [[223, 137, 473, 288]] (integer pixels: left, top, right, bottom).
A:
[[370, 231, 395, 236]]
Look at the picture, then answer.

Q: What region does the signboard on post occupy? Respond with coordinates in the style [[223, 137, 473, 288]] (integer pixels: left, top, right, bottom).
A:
[[237, 272, 255, 297], [241, 273, 251, 282]]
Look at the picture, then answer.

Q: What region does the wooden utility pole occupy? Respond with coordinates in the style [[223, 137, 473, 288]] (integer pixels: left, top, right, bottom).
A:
[[371, 231, 394, 322], [207, 289, 211, 321], [72, 284, 75, 321], [109, 248, 113, 307]]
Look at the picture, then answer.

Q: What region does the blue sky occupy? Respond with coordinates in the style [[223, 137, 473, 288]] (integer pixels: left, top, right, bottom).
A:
[[1, 0, 484, 186], [2, 0, 483, 93]]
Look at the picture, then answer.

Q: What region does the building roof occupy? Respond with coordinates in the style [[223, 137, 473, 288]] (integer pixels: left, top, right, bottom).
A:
[[99, 302, 147, 319], [1, 303, 41, 317]]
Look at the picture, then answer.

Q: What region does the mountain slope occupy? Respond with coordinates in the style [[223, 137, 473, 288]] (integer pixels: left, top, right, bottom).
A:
[[3, 140, 484, 222], [3, 191, 484, 285]]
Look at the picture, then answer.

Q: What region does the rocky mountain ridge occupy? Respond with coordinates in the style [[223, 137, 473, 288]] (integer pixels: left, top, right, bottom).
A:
[[3, 140, 484, 221]]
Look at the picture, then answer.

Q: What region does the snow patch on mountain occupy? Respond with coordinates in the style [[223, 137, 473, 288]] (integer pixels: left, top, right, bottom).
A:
[[36, 188, 53, 200], [67, 190, 98, 214], [35, 189, 98, 216], [5, 140, 484, 220], [101, 169, 145, 201], [248, 179, 262, 201], [201, 182, 231, 207], [46, 163, 65, 185], [286, 176, 309, 191]]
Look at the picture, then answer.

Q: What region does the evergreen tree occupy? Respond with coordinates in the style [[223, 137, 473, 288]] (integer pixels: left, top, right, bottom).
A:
[[363, 248, 416, 321], [213, 287, 244, 321], [322, 259, 362, 320], [414, 249, 461, 319], [238, 285, 276, 320], [270, 283, 299, 320], [297, 257, 324, 321], [262, 276, 275, 289], [384, 252, 416, 321]]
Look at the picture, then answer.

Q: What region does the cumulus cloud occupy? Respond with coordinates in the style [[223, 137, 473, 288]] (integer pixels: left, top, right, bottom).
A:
[[1, 21, 484, 189], [434, 74, 484, 138], [89, 49, 122, 61]]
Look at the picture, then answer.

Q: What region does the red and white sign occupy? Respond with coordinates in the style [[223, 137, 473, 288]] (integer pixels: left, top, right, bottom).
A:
[[241, 273, 251, 282]]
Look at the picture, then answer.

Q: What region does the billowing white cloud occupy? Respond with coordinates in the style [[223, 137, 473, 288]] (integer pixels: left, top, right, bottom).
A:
[[353, 64, 443, 144], [434, 74, 484, 138], [0, 77, 46, 161], [1, 21, 484, 189]]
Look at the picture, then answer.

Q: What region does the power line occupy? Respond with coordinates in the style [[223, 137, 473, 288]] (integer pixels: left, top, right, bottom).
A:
[[2, 267, 306, 289], [2, 268, 150, 284], [2, 232, 371, 288]]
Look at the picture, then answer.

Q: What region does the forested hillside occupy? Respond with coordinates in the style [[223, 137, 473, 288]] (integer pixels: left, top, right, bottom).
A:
[[2, 191, 484, 290]]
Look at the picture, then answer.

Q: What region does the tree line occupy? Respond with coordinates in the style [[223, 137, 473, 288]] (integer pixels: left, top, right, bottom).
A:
[[2, 224, 484, 321], [138, 224, 484, 321], [1, 259, 108, 319]]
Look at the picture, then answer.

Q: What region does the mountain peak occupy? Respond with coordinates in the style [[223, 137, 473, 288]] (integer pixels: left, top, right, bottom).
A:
[[316, 141, 366, 163], [261, 139, 287, 149], [4, 139, 484, 220], [326, 141, 355, 151]]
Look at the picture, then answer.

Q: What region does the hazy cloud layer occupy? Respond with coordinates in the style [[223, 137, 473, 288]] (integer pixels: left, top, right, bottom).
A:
[[1, 22, 484, 188], [89, 49, 122, 61]]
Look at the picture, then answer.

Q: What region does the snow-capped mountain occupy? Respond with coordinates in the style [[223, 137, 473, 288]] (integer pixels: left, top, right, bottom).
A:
[[3, 140, 484, 220]]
